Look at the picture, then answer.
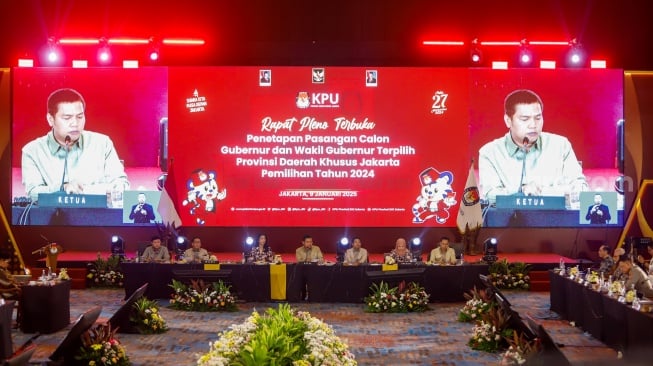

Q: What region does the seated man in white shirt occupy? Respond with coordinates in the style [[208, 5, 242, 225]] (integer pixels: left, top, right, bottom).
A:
[[429, 236, 457, 265], [141, 236, 170, 263], [182, 237, 210, 263], [344, 237, 368, 266]]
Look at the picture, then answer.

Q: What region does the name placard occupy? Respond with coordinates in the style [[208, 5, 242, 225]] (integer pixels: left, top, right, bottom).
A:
[[496, 195, 566, 210], [203, 263, 221, 271], [38, 192, 108, 208]]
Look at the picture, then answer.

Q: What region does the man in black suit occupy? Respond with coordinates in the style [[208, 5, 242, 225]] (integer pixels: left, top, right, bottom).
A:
[[585, 193, 611, 224], [129, 192, 155, 223]]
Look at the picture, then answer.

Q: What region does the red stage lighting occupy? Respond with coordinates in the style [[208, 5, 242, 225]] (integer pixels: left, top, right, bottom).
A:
[[149, 51, 159, 61], [162, 38, 205, 45]]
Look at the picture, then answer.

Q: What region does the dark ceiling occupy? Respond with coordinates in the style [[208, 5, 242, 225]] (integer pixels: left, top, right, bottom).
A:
[[0, 0, 651, 69]]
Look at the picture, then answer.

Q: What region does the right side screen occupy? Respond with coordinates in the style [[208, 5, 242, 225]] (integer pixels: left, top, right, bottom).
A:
[[469, 68, 624, 227]]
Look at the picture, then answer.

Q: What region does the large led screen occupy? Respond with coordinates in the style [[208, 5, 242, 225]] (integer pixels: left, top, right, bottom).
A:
[[11, 66, 624, 228]]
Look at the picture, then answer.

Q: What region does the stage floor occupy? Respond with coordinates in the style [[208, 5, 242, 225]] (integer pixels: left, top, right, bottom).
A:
[[38, 251, 581, 271]]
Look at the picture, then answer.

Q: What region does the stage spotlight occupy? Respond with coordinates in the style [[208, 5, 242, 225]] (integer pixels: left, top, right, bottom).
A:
[[47, 49, 59, 63], [98, 48, 111, 63], [470, 48, 482, 64], [110, 235, 125, 258], [149, 49, 159, 62], [97, 39, 112, 64], [566, 40, 585, 67], [518, 47, 533, 66], [44, 38, 62, 65], [243, 236, 255, 263], [482, 237, 498, 264], [336, 237, 350, 262], [175, 236, 189, 257], [410, 237, 422, 262]]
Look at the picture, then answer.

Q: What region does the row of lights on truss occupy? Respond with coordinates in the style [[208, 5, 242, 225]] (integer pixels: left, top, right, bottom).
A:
[[18, 36, 205, 68], [422, 38, 606, 69]]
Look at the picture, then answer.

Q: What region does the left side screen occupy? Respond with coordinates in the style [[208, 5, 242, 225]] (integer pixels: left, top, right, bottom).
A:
[[11, 67, 168, 226]]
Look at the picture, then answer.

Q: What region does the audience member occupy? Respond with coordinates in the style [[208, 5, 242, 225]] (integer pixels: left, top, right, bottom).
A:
[[617, 257, 653, 298], [249, 234, 274, 263], [389, 237, 413, 263], [141, 236, 170, 263], [295, 235, 323, 263], [0, 251, 21, 300], [596, 244, 614, 275], [611, 247, 627, 281], [182, 237, 210, 263], [429, 236, 457, 265], [344, 237, 368, 265]]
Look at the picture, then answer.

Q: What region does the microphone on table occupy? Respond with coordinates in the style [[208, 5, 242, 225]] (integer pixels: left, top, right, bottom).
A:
[[59, 135, 71, 192], [517, 137, 530, 195]]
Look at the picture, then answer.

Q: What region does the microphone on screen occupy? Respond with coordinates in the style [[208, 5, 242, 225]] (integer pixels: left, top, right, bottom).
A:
[[517, 137, 530, 195], [59, 135, 71, 192]]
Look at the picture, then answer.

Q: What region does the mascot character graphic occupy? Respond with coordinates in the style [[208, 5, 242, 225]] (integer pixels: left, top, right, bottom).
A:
[[182, 169, 227, 225], [411, 167, 457, 224]]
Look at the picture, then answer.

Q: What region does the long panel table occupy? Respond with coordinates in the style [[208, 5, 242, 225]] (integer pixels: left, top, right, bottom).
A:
[[122, 262, 488, 303], [549, 271, 653, 362]]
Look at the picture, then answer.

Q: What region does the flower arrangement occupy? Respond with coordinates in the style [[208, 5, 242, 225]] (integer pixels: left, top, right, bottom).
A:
[[500, 331, 540, 365], [469, 321, 511, 353], [609, 280, 624, 296], [488, 260, 530, 290], [625, 287, 637, 303], [58, 268, 70, 281], [364, 281, 430, 313], [197, 304, 356, 366], [568, 265, 579, 278], [129, 297, 168, 334], [587, 270, 600, 284], [169, 279, 238, 312], [467, 306, 513, 353], [86, 253, 124, 288], [76, 323, 130, 366], [458, 287, 493, 322]]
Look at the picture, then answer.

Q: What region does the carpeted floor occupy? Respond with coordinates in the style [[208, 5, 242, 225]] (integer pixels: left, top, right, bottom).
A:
[[9, 289, 625, 365]]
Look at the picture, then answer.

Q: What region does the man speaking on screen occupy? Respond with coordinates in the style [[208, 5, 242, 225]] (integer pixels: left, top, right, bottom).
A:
[[478, 89, 587, 205], [21, 88, 129, 200]]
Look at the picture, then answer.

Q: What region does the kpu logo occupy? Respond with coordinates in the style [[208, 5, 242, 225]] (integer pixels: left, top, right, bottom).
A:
[[295, 91, 340, 109]]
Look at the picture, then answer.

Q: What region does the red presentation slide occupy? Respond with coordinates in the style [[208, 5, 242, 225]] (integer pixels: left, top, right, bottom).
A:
[[167, 67, 471, 227]]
